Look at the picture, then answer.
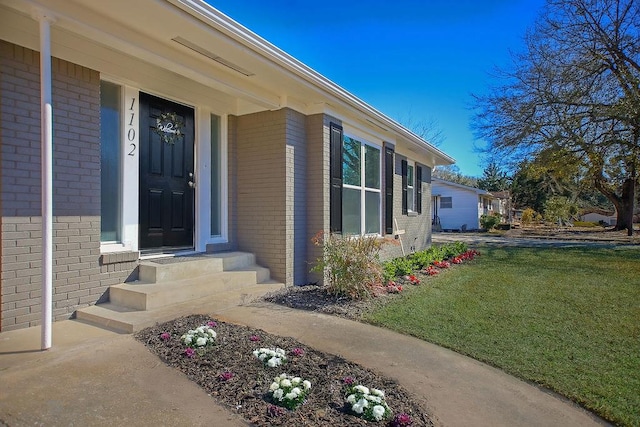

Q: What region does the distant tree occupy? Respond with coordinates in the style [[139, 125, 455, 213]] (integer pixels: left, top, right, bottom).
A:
[[473, 0, 640, 235], [397, 111, 445, 147], [432, 165, 478, 187], [544, 196, 579, 225], [511, 166, 548, 212], [477, 161, 510, 191]]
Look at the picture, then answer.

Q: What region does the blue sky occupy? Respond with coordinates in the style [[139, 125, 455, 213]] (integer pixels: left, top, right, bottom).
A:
[[207, 0, 546, 177]]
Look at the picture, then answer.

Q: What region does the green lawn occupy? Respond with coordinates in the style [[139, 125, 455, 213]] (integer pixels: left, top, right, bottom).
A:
[[367, 246, 640, 426]]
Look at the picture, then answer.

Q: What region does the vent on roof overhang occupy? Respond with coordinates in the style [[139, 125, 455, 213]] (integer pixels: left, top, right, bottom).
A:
[[172, 36, 254, 76]]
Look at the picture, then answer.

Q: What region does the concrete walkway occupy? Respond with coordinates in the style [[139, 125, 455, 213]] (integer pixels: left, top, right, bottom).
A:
[[0, 303, 608, 427]]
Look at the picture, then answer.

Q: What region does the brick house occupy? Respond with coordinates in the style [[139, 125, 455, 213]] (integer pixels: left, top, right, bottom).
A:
[[0, 0, 454, 332]]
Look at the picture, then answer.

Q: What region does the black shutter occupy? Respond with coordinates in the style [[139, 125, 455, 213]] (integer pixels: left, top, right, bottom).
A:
[[329, 123, 343, 233], [401, 159, 408, 215], [416, 164, 423, 214], [384, 145, 394, 234]]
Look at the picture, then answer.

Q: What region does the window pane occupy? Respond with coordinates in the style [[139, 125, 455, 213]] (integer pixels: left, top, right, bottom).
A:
[[441, 197, 452, 209], [342, 187, 361, 235], [365, 191, 380, 234], [407, 164, 414, 186], [408, 188, 415, 211], [210, 114, 221, 236], [342, 137, 361, 186], [100, 81, 121, 242], [364, 145, 380, 189]]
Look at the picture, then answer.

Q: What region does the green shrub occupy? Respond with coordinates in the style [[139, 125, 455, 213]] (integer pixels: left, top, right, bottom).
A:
[[480, 213, 501, 230], [311, 232, 384, 299], [383, 256, 416, 281], [573, 221, 600, 227], [521, 208, 536, 225], [383, 242, 469, 280], [443, 241, 467, 258]]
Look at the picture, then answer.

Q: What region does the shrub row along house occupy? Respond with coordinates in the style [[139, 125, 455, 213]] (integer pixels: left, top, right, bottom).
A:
[[0, 0, 454, 332]]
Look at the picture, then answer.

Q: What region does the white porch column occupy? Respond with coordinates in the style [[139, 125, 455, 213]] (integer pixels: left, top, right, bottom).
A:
[[34, 8, 56, 350]]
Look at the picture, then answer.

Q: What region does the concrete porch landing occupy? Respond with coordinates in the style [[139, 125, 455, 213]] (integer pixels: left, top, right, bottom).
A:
[[76, 252, 284, 333]]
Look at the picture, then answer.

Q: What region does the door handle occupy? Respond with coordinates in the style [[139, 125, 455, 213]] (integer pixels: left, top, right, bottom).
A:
[[188, 172, 196, 188]]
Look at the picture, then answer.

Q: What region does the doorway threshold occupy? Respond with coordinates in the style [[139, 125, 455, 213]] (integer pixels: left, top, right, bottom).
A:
[[139, 247, 199, 260]]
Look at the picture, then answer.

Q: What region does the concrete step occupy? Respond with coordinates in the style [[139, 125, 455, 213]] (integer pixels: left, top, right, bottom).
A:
[[110, 266, 271, 310], [76, 281, 285, 333], [138, 252, 256, 283]]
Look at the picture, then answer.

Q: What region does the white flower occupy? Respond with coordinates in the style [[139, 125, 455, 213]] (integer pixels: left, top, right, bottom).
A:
[[253, 350, 259, 357], [208, 329, 216, 337], [269, 382, 280, 391], [352, 402, 365, 414], [371, 388, 385, 397], [280, 379, 292, 388], [354, 385, 370, 395], [357, 398, 369, 408], [347, 394, 357, 404], [278, 373, 288, 380], [291, 377, 301, 385], [365, 394, 381, 403], [196, 337, 207, 347], [285, 392, 297, 400], [302, 380, 311, 390], [372, 405, 386, 421], [259, 354, 268, 361], [273, 389, 284, 400], [267, 357, 278, 368], [183, 335, 192, 345], [291, 387, 301, 396]]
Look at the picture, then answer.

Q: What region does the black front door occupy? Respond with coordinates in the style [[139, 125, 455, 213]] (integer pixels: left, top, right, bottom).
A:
[[139, 93, 195, 250]]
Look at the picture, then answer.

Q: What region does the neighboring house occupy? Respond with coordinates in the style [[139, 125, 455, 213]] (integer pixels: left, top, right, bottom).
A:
[[431, 178, 494, 231], [580, 210, 617, 226], [0, 0, 454, 331], [490, 191, 511, 222]]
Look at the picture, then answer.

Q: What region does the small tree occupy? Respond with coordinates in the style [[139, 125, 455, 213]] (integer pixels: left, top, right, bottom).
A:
[[521, 208, 536, 225]]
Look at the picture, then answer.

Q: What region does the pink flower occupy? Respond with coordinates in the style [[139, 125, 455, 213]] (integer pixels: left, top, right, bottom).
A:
[[249, 335, 261, 342], [343, 376, 355, 385], [291, 347, 304, 357], [160, 332, 171, 341], [218, 371, 234, 381], [391, 413, 413, 427], [184, 347, 195, 358], [267, 404, 285, 417], [207, 320, 218, 327]]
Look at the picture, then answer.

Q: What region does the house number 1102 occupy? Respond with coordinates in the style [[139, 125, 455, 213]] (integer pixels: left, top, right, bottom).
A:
[[127, 96, 136, 156]]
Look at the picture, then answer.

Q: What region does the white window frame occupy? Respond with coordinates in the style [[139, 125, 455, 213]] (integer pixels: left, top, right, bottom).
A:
[[407, 161, 416, 212], [100, 81, 138, 254], [195, 107, 229, 251], [342, 134, 382, 236]]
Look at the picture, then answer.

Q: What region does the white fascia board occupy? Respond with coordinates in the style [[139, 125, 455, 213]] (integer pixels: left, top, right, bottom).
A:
[[432, 178, 489, 195], [171, 0, 455, 165]]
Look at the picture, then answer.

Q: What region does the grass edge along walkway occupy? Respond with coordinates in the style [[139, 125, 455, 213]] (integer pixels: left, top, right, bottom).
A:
[[367, 246, 640, 426]]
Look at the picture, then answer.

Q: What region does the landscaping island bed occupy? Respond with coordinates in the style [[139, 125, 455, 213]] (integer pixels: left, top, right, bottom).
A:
[[136, 314, 432, 427]]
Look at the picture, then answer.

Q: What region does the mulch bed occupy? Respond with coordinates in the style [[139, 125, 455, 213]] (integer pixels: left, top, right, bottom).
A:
[[135, 313, 433, 427]]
